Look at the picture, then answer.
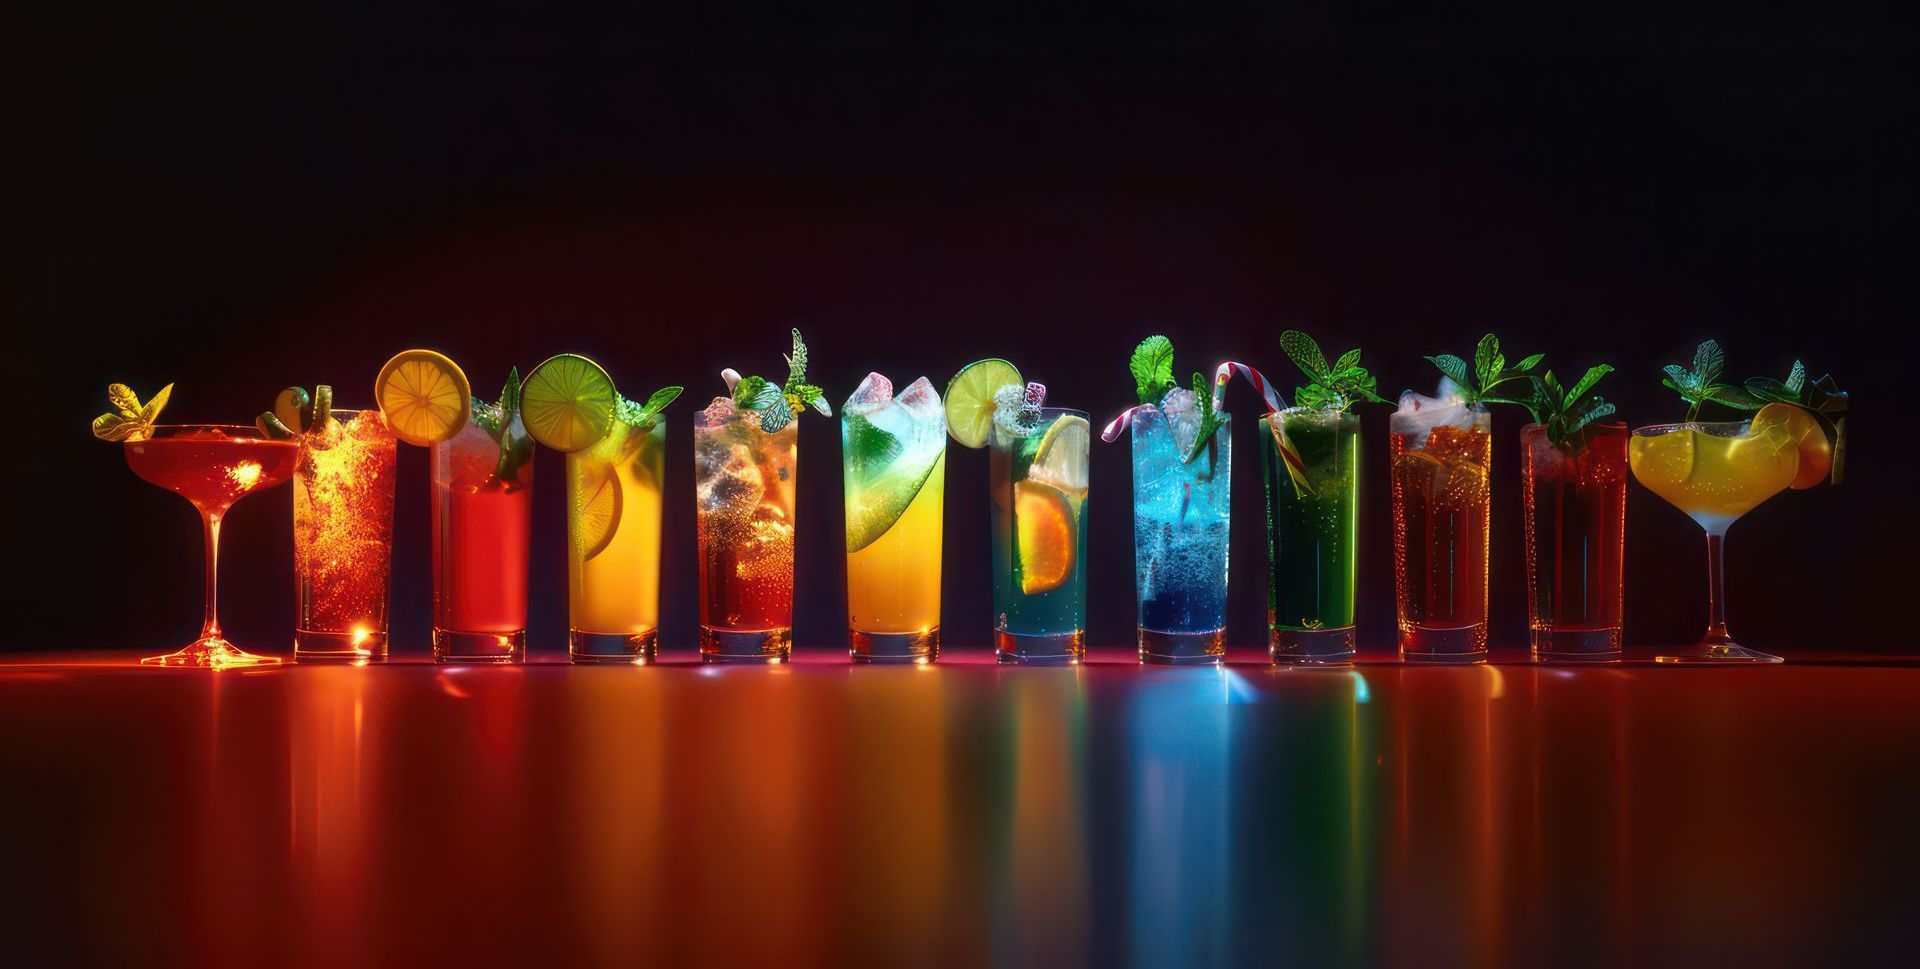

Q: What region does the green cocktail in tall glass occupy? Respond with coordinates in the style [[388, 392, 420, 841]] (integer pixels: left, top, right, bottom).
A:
[[1262, 409, 1360, 662]]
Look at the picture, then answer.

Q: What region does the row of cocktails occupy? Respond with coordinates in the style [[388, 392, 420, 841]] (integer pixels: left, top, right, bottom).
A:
[[94, 331, 1844, 668]]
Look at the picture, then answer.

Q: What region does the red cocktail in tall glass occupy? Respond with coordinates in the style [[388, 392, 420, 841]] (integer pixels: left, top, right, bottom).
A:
[[126, 426, 299, 667], [1522, 422, 1628, 661], [1390, 408, 1493, 661], [431, 416, 533, 662]]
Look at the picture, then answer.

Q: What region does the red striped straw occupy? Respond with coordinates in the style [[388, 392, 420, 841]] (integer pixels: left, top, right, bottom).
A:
[[1211, 361, 1284, 414], [1101, 360, 1286, 443]]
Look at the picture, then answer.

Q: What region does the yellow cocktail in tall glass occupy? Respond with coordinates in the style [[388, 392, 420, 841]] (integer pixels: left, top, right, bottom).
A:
[[567, 419, 667, 660], [843, 373, 947, 663]]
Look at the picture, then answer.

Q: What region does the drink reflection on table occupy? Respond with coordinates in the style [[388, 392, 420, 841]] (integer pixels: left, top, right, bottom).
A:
[[1127, 668, 1232, 966], [988, 669, 1092, 964]]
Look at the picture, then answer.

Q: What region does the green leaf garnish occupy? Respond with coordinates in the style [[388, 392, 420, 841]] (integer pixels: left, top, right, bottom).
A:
[[735, 329, 830, 422], [1181, 371, 1222, 466], [733, 374, 771, 407], [1521, 364, 1617, 450], [92, 382, 172, 442], [1659, 340, 1763, 421], [1129, 335, 1177, 405], [1423, 333, 1541, 408], [619, 386, 683, 429], [466, 368, 532, 487], [1279, 329, 1388, 411]]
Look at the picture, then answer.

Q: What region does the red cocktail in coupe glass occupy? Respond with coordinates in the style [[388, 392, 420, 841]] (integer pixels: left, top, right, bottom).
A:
[[125, 426, 300, 667]]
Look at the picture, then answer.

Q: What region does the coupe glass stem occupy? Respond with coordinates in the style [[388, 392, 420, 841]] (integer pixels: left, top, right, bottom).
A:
[[1702, 526, 1729, 645], [200, 510, 222, 641]]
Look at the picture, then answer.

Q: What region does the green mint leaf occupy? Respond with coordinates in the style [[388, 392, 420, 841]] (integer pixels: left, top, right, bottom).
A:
[[1706, 384, 1762, 410], [1332, 348, 1362, 374], [756, 392, 795, 432], [1295, 383, 1342, 410], [1129, 335, 1177, 405], [843, 411, 903, 465], [1565, 364, 1612, 405], [1279, 330, 1329, 381], [137, 384, 173, 425], [107, 384, 143, 418], [1350, 372, 1388, 405], [783, 328, 809, 393], [1565, 400, 1616, 437], [1182, 371, 1222, 463], [1785, 360, 1805, 395], [498, 368, 522, 419], [1691, 340, 1725, 388], [1662, 365, 1698, 395], [733, 375, 770, 406], [1426, 354, 1472, 394], [1474, 334, 1501, 388], [1514, 353, 1545, 373]]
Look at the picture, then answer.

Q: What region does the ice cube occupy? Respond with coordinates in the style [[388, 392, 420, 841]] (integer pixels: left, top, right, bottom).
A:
[[991, 383, 1033, 438], [843, 372, 893, 416], [696, 442, 765, 513], [702, 395, 738, 424], [1390, 379, 1476, 446], [1159, 387, 1203, 456], [892, 377, 946, 458]]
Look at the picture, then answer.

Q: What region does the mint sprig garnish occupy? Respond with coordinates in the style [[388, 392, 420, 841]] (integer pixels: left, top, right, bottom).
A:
[[734, 329, 828, 433], [619, 386, 683, 429], [469, 368, 534, 487], [1425, 333, 1543, 408], [1660, 340, 1761, 421], [1523, 364, 1617, 450], [1745, 358, 1848, 484], [1278, 329, 1388, 411], [1129, 335, 1177, 405], [92, 382, 172, 442], [1182, 370, 1222, 469]]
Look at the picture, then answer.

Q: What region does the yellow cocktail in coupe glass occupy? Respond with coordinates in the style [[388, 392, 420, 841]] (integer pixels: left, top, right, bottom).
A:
[[1629, 402, 1829, 663], [520, 352, 681, 664], [842, 372, 947, 663]]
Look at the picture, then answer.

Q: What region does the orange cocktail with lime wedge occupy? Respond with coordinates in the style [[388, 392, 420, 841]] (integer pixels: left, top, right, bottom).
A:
[[1630, 402, 1831, 663]]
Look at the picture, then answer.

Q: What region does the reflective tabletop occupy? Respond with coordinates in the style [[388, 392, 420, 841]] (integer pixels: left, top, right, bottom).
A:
[[2, 651, 1915, 965]]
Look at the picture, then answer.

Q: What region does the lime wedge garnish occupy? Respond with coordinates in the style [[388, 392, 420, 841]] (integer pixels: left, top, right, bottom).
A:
[[845, 449, 943, 552], [570, 456, 623, 560], [522, 353, 618, 453], [1029, 414, 1089, 491], [945, 358, 1021, 448]]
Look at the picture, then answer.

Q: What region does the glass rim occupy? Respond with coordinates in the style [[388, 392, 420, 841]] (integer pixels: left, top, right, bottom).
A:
[[1522, 420, 1628, 433], [126, 424, 297, 441], [1632, 420, 1750, 436], [1273, 405, 1359, 422]]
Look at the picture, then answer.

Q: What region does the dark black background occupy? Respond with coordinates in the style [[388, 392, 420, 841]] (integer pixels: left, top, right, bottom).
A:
[[10, 4, 1908, 656]]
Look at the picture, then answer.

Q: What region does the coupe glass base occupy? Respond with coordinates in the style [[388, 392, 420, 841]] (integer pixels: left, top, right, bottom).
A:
[[295, 629, 388, 663], [701, 626, 792, 664], [142, 637, 282, 669], [850, 629, 938, 665], [996, 630, 1085, 665], [1271, 627, 1356, 665], [433, 629, 526, 664], [570, 629, 658, 664], [1654, 641, 1785, 664], [1138, 628, 1224, 665]]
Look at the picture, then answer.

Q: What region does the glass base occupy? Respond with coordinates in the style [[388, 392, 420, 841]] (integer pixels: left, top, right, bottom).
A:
[[1533, 626, 1622, 663], [295, 629, 388, 663], [701, 626, 792, 664], [1654, 640, 1785, 664], [1271, 626, 1356, 665], [1400, 623, 1488, 663], [142, 636, 282, 669], [1138, 628, 1224, 665], [570, 629, 658, 664], [433, 629, 526, 664], [996, 630, 1085, 665], [850, 629, 938, 665]]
